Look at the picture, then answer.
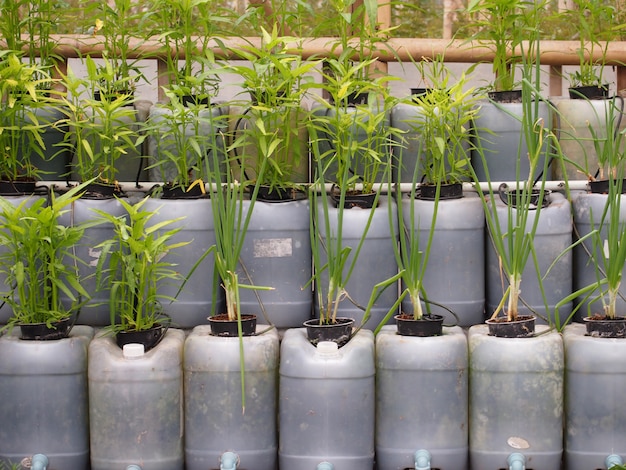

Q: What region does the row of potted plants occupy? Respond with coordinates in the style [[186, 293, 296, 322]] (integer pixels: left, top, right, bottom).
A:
[[3, 0, 626, 469]]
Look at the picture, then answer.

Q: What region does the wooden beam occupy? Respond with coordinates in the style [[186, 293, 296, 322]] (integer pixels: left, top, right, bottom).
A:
[[8, 35, 626, 67]]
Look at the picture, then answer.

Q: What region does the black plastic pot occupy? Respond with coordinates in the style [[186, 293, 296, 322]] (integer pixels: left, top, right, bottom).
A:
[[488, 89, 522, 103], [181, 95, 210, 107], [161, 182, 206, 199], [486, 315, 536, 338], [303, 317, 355, 347], [583, 315, 626, 338], [588, 178, 626, 195], [418, 182, 463, 200], [568, 84, 610, 100], [19, 317, 72, 340], [0, 180, 41, 196], [498, 183, 549, 209], [330, 186, 377, 209], [116, 321, 169, 352], [254, 185, 308, 202], [81, 181, 123, 199], [208, 314, 257, 337], [395, 313, 444, 337]]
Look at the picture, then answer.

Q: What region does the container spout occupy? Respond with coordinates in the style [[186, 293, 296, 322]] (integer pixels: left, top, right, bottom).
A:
[[507, 452, 526, 470], [316, 463, 334, 470], [126, 466, 142, 470], [414, 449, 432, 470], [606, 454, 624, 469], [30, 454, 48, 470], [220, 451, 239, 470]]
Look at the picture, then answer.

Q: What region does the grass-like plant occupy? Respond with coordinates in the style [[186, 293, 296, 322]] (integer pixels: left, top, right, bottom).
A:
[[471, 39, 557, 322], [93, 196, 189, 333], [594, 175, 626, 319], [587, 96, 626, 181], [200, 109, 275, 324], [0, 182, 94, 327], [307, 91, 398, 327]]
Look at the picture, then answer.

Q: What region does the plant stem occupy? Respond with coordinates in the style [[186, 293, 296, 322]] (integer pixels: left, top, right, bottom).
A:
[[507, 272, 522, 321]]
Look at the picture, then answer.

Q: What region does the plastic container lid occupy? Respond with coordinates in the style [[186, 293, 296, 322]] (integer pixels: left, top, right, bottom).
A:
[[316, 341, 340, 358], [123, 343, 145, 359]]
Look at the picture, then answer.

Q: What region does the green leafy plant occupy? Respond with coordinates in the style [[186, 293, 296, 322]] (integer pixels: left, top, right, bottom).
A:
[[0, 182, 94, 327], [146, 0, 230, 98], [309, 57, 394, 195], [91, 0, 146, 95], [411, 59, 480, 185], [464, 0, 530, 92], [0, 52, 53, 182], [93, 196, 189, 333], [566, 0, 617, 89], [0, 0, 61, 74], [60, 58, 146, 186], [146, 87, 227, 192], [225, 26, 320, 195]]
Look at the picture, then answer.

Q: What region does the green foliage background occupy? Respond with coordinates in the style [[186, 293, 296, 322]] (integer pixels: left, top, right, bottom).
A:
[[5, 0, 626, 41]]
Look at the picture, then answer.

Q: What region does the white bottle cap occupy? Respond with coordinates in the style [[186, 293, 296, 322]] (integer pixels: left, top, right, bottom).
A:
[[316, 341, 339, 358], [123, 343, 145, 358]]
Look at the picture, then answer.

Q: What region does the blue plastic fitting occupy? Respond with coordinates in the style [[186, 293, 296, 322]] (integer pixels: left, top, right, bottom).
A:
[[220, 451, 239, 470], [507, 452, 526, 470], [414, 449, 432, 470], [30, 454, 48, 470], [316, 462, 335, 470], [606, 454, 625, 469]]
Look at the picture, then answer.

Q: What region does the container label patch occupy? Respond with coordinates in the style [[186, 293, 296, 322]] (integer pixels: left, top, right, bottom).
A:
[[253, 238, 292, 258]]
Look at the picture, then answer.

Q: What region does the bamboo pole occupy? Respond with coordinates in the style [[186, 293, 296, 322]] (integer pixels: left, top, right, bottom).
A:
[[5, 35, 625, 66]]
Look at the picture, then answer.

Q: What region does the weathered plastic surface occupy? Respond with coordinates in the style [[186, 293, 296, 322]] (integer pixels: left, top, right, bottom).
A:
[[376, 325, 468, 469], [22, 105, 70, 180], [572, 191, 626, 321], [485, 191, 573, 324], [471, 100, 551, 182], [469, 324, 564, 470], [390, 101, 426, 183], [0, 325, 93, 469], [143, 198, 224, 327], [184, 325, 279, 470], [58, 197, 127, 326], [237, 199, 312, 328], [279, 328, 375, 470], [314, 196, 398, 329], [147, 104, 227, 183], [401, 192, 485, 326], [553, 98, 622, 181], [564, 323, 626, 470], [89, 328, 184, 470]]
